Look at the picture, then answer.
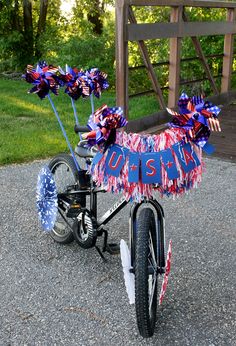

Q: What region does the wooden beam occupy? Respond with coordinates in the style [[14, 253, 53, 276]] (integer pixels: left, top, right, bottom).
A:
[[127, 0, 236, 9], [128, 7, 166, 109], [221, 8, 236, 93], [127, 21, 236, 41], [182, 12, 219, 95], [168, 6, 182, 108], [116, 0, 129, 117]]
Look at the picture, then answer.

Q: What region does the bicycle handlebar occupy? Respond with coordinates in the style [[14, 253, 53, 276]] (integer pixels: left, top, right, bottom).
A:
[[74, 124, 89, 134]]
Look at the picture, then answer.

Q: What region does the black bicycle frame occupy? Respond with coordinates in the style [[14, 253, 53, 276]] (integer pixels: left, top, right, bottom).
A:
[[58, 186, 129, 231], [58, 180, 165, 270]]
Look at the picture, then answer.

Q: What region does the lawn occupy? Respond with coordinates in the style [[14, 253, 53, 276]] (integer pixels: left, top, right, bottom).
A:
[[0, 79, 160, 165]]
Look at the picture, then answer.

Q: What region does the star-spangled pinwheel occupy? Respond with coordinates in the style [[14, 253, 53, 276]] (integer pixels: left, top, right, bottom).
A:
[[63, 66, 109, 100], [23, 62, 61, 99], [86, 68, 109, 98], [62, 66, 87, 100], [167, 93, 221, 148], [36, 166, 58, 232], [83, 104, 128, 145]]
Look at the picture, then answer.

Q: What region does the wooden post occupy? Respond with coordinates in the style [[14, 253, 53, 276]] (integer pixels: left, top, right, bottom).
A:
[[128, 7, 166, 109], [116, 0, 129, 117], [221, 8, 236, 93], [168, 6, 183, 108]]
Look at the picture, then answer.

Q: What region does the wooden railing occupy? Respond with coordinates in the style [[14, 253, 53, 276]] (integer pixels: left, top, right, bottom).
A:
[[115, 0, 236, 118]]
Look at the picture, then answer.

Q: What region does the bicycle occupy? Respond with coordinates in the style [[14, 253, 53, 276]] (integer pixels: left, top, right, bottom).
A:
[[47, 125, 167, 338], [27, 63, 219, 338]]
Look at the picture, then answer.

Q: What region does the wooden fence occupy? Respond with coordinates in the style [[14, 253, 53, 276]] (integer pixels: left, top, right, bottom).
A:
[[115, 0, 236, 119]]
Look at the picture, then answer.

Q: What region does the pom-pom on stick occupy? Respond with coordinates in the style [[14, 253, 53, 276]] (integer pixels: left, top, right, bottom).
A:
[[36, 166, 58, 232]]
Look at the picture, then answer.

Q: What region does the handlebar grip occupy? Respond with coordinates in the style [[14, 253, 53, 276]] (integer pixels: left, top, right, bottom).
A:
[[74, 124, 89, 134]]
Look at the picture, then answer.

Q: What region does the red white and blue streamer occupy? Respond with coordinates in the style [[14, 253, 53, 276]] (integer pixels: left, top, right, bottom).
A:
[[90, 128, 203, 202]]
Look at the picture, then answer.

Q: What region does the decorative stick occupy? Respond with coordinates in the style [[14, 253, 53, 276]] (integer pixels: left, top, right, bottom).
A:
[[71, 97, 82, 141], [47, 94, 81, 171], [90, 93, 95, 114]]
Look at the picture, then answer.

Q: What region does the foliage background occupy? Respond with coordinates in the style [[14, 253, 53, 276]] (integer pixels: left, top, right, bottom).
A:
[[0, 0, 235, 97], [0, 1, 235, 165]]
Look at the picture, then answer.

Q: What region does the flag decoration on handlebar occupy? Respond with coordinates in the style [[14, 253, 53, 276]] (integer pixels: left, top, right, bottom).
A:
[[91, 128, 203, 201], [90, 93, 221, 202], [83, 104, 128, 145], [167, 93, 221, 149]]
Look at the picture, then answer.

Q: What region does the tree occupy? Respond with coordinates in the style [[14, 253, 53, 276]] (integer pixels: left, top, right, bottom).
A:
[[35, 0, 49, 58], [0, 0, 53, 69], [74, 0, 114, 35]]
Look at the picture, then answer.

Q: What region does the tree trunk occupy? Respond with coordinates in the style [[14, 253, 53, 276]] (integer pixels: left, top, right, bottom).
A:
[[87, 0, 103, 35], [23, 0, 34, 60], [12, 0, 21, 31], [35, 0, 49, 59]]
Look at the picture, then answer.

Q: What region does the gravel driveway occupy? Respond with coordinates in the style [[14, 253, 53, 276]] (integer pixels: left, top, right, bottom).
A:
[[0, 157, 235, 345]]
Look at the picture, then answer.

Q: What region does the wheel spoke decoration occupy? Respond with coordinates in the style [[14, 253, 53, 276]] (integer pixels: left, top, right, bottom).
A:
[[159, 239, 172, 305], [120, 239, 135, 304], [36, 166, 58, 232], [149, 273, 157, 315]]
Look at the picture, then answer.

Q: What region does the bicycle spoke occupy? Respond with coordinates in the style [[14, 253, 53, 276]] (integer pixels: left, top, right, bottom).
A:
[[149, 272, 157, 315], [149, 235, 157, 268]]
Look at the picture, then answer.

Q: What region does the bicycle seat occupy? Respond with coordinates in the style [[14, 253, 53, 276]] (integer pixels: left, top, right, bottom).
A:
[[75, 140, 98, 158]]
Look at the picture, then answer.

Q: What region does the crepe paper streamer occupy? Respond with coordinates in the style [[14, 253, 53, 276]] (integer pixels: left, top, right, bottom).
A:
[[47, 94, 81, 172], [120, 239, 135, 305], [167, 93, 221, 148], [36, 166, 58, 232], [90, 128, 203, 202], [159, 239, 172, 305]]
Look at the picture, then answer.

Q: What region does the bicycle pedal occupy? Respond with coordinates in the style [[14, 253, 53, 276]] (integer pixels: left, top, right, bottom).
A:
[[66, 204, 81, 218], [105, 243, 120, 255]]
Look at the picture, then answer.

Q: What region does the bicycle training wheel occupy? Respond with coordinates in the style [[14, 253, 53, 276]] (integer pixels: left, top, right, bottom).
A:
[[135, 207, 160, 338], [48, 153, 86, 244]]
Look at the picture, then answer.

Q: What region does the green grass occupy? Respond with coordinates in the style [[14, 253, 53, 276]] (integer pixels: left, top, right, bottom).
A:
[[0, 79, 160, 165]]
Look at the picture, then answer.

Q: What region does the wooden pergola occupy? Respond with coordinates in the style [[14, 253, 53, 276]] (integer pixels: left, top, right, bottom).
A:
[[115, 0, 236, 119]]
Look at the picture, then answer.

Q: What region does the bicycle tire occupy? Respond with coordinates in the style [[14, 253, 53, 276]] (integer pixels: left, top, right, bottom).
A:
[[73, 209, 97, 249], [135, 207, 159, 338], [48, 153, 86, 244]]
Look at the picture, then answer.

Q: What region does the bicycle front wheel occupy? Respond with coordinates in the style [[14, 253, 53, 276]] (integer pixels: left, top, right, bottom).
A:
[[135, 207, 159, 338]]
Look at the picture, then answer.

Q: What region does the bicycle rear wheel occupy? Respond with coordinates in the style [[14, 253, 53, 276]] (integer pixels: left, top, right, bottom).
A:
[[48, 153, 86, 244], [135, 207, 160, 338]]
